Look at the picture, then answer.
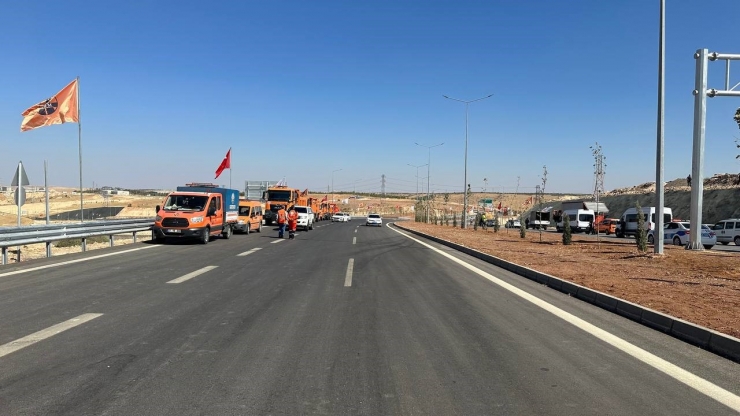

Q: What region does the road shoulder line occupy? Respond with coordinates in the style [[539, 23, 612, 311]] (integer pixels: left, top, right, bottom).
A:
[[392, 222, 740, 364]]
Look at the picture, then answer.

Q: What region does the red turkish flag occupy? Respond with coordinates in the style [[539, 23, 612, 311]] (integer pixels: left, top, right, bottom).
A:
[[215, 148, 231, 179]]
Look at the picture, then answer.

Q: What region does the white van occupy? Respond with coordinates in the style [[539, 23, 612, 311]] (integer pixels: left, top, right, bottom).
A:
[[616, 206, 672, 238], [712, 219, 740, 245], [556, 209, 595, 233]]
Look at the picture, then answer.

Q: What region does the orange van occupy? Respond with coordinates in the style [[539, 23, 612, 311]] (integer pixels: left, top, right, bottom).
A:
[[235, 200, 263, 234], [595, 218, 618, 235]]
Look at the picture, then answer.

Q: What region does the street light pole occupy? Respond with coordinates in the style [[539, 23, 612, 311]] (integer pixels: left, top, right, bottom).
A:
[[415, 142, 444, 223], [331, 168, 342, 204], [407, 163, 427, 201], [443, 94, 493, 228]]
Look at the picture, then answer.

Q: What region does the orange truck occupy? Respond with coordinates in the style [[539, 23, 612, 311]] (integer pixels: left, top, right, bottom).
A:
[[307, 196, 322, 221], [263, 184, 301, 225], [152, 183, 240, 244]]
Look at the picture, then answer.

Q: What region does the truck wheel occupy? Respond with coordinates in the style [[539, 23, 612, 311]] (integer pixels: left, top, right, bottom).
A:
[[152, 231, 164, 244], [201, 227, 210, 244], [309, 221, 313, 230], [222, 225, 232, 239]]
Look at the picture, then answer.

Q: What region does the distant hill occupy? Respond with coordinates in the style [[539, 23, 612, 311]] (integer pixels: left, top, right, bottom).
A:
[[538, 173, 740, 224]]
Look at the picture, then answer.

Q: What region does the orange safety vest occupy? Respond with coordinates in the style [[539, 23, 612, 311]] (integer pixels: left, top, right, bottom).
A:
[[288, 210, 298, 222], [277, 209, 287, 224]]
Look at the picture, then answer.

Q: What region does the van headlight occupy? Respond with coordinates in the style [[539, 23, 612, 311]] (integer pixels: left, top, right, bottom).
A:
[[191, 216, 204, 223]]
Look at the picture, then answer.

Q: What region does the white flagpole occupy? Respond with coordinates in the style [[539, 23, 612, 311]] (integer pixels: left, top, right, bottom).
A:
[[77, 76, 84, 222], [229, 148, 232, 189]]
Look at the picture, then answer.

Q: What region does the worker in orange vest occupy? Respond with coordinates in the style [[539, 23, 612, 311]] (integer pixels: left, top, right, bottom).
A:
[[276, 205, 288, 238], [287, 206, 298, 239]]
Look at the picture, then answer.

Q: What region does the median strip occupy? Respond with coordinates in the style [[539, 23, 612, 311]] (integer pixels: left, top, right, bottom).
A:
[[166, 266, 218, 284], [0, 313, 103, 359]]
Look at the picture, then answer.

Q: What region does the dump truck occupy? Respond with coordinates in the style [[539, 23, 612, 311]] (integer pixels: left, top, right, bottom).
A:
[[263, 184, 301, 225], [152, 183, 240, 244]]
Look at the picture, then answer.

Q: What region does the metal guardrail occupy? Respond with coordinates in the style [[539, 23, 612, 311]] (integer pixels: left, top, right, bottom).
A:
[[0, 219, 154, 265]]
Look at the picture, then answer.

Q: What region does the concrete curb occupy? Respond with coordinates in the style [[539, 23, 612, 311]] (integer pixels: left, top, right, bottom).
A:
[[393, 223, 740, 364]]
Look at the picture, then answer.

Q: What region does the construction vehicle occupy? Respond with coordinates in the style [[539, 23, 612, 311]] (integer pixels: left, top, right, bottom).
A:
[[152, 183, 239, 244], [263, 184, 301, 225]]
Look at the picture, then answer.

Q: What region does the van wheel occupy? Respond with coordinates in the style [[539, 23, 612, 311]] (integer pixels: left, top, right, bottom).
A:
[[245, 224, 250, 235], [647, 234, 654, 244], [735, 236, 740, 246], [256, 223, 261, 233], [222, 225, 232, 239], [673, 236, 682, 246], [201, 227, 210, 244]]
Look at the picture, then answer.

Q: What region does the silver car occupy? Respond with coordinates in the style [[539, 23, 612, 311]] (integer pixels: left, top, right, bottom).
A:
[[366, 213, 382, 227]]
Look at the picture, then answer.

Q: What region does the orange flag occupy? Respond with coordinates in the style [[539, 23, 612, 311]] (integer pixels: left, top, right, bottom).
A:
[[21, 79, 79, 132]]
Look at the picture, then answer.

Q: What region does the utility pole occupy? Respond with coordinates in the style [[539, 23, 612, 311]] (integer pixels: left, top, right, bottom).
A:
[[381, 174, 386, 213], [591, 143, 606, 246]]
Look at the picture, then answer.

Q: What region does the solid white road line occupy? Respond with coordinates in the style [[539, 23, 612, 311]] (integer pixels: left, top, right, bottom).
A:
[[344, 258, 354, 287], [0, 245, 160, 279], [389, 225, 740, 412], [0, 313, 103, 359], [237, 248, 263, 257], [271, 239, 285, 244], [353, 237, 356, 245], [355, 229, 357, 233], [167, 266, 218, 284]]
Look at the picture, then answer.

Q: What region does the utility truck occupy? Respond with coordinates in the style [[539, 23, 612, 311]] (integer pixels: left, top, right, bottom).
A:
[[152, 183, 239, 244]]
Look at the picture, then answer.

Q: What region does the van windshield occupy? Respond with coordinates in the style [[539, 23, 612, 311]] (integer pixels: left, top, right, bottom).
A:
[[163, 195, 209, 211], [239, 206, 251, 215]]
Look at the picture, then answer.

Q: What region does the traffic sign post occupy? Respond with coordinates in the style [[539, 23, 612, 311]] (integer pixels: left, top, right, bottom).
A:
[[688, 49, 740, 250], [11, 161, 30, 263]]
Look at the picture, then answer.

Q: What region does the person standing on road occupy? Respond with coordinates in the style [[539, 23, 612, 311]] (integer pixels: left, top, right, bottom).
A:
[[276, 205, 288, 238], [287, 206, 298, 239], [687, 174, 692, 188]]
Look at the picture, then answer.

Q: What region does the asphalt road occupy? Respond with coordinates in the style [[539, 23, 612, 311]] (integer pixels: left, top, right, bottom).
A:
[[0, 219, 739, 415]]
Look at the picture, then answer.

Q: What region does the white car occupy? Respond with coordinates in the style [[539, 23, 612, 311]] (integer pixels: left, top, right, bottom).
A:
[[648, 221, 716, 249], [343, 213, 351, 221], [331, 212, 347, 222], [292, 206, 314, 231], [366, 213, 382, 227]]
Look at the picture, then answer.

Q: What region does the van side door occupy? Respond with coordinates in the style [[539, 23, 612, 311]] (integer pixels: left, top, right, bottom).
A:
[[720, 221, 732, 243]]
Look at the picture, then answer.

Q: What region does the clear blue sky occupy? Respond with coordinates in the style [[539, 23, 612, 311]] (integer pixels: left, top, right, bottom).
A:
[[1, 0, 739, 195]]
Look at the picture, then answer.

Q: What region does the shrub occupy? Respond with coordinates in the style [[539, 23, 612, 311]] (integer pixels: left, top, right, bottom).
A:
[[55, 235, 110, 248], [635, 201, 648, 252], [562, 214, 572, 245]]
